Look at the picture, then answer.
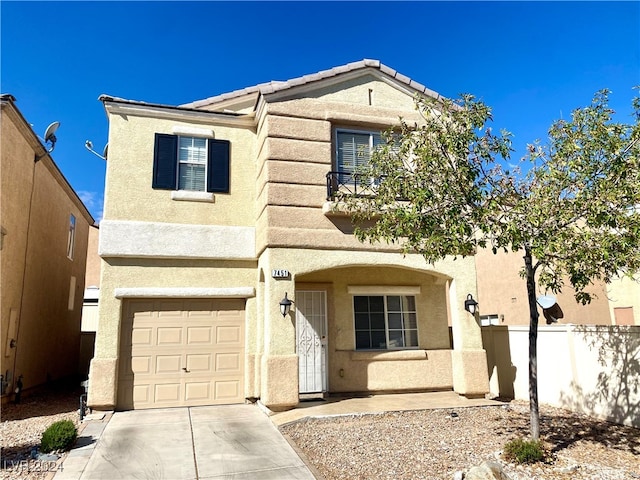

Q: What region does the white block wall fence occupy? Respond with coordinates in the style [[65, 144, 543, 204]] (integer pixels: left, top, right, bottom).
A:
[[482, 324, 640, 428]]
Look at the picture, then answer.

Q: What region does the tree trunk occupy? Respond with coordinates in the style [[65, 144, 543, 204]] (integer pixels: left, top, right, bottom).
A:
[[524, 246, 540, 440]]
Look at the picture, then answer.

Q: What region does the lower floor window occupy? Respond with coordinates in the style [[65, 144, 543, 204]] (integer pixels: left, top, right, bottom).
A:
[[354, 295, 418, 350]]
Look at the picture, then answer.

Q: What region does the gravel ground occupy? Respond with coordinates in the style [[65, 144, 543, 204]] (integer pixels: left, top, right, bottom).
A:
[[281, 402, 640, 480], [1, 381, 82, 480], [2, 384, 638, 480]]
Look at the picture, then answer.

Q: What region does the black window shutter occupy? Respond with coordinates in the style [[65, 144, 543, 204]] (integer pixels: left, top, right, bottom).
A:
[[153, 133, 178, 190], [207, 139, 230, 193]]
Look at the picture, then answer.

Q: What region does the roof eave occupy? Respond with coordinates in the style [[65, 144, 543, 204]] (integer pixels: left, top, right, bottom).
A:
[[99, 95, 256, 128]]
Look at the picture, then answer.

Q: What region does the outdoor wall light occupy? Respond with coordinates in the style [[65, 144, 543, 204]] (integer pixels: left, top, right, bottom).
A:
[[279, 292, 292, 317], [464, 294, 478, 315]]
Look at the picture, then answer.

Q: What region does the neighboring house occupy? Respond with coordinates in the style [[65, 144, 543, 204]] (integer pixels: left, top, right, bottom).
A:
[[606, 275, 640, 325], [1, 94, 94, 400], [475, 247, 640, 326], [79, 224, 101, 378], [88, 59, 489, 412]]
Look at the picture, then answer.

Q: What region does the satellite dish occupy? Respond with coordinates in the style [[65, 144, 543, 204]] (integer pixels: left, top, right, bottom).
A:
[[536, 295, 564, 324], [102, 143, 109, 160], [35, 121, 60, 158], [536, 295, 556, 310], [43, 121, 60, 151]]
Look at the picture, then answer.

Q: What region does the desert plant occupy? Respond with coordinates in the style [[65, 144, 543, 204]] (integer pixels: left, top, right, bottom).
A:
[[40, 419, 77, 453], [503, 438, 546, 464]]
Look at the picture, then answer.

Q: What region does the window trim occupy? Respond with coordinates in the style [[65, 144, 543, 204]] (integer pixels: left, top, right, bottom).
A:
[[352, 293, 419, 351]]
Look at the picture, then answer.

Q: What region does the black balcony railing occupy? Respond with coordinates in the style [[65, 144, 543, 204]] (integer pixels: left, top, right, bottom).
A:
[[326, 171, 380, 200], [326, 171, 410, 202]]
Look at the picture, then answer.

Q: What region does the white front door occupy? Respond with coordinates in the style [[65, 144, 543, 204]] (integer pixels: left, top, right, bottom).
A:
[[295, 291, 327, 393]]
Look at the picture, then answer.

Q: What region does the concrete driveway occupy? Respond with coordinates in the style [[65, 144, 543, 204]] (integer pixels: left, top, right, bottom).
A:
[[54, 404, 316, 480]]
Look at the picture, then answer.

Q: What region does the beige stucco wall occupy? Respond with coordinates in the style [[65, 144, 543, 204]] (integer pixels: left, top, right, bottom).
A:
[[269, 73, 419, 112], [103, 114, 256, 226], [254, 77, 424, 256], [1, 99, 92, 395], [84, 225, 101, 287], [475, 247, 613, 325]]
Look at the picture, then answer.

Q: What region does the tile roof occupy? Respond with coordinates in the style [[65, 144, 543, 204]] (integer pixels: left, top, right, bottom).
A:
[[180, 59, 441, 109]]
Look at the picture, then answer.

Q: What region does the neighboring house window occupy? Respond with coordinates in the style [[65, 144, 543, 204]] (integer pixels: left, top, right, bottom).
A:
[[67, 214, 76, 260], [152, 134, 230, 193], [354, 295, 418, 350], [336, 130, 382, 179], [479, 314, 500, 326]]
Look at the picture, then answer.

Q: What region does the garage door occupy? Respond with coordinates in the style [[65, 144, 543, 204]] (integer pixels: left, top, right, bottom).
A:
[[117, 298, 245, 410]]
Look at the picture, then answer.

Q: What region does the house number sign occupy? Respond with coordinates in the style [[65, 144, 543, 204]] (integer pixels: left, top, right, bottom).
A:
[[271, 269, 290, 279]]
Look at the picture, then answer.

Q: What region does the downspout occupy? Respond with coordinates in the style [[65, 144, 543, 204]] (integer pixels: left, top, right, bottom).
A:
[[11, 149, 41, 398]]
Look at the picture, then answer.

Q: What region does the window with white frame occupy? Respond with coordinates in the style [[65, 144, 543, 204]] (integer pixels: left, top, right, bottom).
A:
[[336, 130, 382, 178], [178, 136, 207, 191], [67, 214, 76, 260], [354, 295, 418, 350]]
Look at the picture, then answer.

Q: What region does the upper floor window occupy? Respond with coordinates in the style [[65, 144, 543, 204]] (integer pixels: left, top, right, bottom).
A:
[[336, 130, 382, 175], [354, 295, 418, 350], [178, 136, 207, 191], [67, 214, 76, 260], [152, 134, 230, 193]]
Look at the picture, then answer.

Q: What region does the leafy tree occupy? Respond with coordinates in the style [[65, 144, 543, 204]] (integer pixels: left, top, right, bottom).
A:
[[338, 89, 640, 439]]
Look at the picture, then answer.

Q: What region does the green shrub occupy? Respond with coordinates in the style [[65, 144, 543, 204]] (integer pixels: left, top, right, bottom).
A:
[[503, 438, 546, 464], [40, 420, 77, 453]]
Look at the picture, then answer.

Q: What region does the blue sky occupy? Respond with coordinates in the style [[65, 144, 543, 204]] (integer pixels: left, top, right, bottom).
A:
[[2, 1, 639, 222]]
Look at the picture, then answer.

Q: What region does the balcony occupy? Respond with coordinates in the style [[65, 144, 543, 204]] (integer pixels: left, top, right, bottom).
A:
[[326, 171, 380, 200]]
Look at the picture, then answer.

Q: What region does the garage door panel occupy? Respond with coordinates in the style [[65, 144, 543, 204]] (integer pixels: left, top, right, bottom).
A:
[[118, 298, 245, 410], [185, 382, 210, 401], [156, 355, 182, 374], [133, 385, 150, 403], [131, 356, 152, 374], [155, 383, 181, 402], [157, 301, 184, 315], [130, 327, 153, 346], [215, 352, 242, 373], [186, 299, 215, 315], [157, 327, 182, 345], [214, 380, 241, 401], [130, 301, 155, 315], [216, 325, 242, 345], [186, 354, 211, 372], [187, 326, 212, 344]]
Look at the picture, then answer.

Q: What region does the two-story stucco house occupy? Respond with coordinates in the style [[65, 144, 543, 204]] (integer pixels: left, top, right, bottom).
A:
[[88, 60, 490, 411], [1, 94, 94, 400]]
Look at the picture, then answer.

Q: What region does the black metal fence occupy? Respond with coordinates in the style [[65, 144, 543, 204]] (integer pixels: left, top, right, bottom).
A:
[[326, 171, 379, 200]]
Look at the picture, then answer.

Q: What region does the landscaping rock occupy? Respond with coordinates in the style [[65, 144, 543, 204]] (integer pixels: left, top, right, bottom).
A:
[[465, 461, 511, 480]]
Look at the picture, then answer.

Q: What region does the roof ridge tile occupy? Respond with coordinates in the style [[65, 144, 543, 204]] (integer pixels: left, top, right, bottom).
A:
[[178, 59, 439, 110]]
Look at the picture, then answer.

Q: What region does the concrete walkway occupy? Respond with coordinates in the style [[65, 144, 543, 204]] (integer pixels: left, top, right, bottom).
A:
[[54, 405, 315, 480], [268, 391, 504, 426]]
